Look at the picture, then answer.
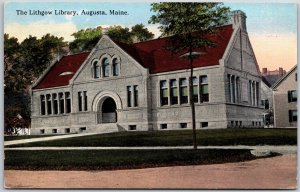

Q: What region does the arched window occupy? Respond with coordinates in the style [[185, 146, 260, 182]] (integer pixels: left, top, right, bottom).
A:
[[112, 58, 120, 76], [93, 60, 100, 78], [102, 58, 110, 77]]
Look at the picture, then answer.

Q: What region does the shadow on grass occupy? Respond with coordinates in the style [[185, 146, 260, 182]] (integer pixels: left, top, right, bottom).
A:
[[4, 149, 280, 171]]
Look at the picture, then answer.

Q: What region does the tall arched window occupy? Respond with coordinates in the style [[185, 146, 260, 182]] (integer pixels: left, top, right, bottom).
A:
[[102, 58, 110, 77], [93, 60, 100, 78], [112, 58, 120, 76]]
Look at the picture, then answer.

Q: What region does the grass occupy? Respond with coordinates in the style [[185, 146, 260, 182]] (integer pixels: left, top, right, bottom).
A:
[[6, 128, 297, 148], [5, 149, 264, 171]]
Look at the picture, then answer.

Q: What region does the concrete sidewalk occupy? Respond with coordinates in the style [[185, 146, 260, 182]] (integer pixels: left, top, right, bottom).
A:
[[4, 132, 103, 146], [4, 145, 297, 155]]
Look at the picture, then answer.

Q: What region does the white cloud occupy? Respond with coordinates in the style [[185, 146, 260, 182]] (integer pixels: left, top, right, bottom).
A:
[[145, 24, 161, 38], [5, 21, 77, 42]]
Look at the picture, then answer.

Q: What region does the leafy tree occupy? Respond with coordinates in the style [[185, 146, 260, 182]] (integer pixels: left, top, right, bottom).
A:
[[69, 24, 154, 52], [131, 24, 154, 42], [4, 34, 20, 78], [69, 26, 102, 53], [149, 2, 230, 149], [107, 25, 133, 43], [4, 33, 66, 134], [19, 34, 67, 78]]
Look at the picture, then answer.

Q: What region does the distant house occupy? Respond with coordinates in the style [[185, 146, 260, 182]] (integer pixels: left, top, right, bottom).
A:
[[30, 10, 264, 135], [272, 65, 297, 128], [261, 67, 286, 87], [260, 77, 273, 127]]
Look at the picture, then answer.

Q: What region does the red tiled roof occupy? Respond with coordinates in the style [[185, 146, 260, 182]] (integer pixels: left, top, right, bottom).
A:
[[34, 52, 90, 89], [116, 24, 233, 74], [34, 25, 233, 89]]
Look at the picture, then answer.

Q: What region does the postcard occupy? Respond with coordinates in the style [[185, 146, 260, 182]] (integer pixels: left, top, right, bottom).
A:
[[3, 1, 297, 189]]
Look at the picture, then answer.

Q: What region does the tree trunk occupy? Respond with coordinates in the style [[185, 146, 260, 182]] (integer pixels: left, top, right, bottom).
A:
[[188, 50, 197, 150]]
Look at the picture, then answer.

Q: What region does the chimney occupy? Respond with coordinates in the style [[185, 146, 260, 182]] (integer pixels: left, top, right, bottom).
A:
[[279, 67, 284, 76], [262, 68, 268, 75], [231, 10, 247, 31]]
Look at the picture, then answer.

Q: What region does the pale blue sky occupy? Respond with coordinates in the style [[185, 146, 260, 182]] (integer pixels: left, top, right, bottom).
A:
[[3, 2, 298, 70], [4, 2, 297, 35]]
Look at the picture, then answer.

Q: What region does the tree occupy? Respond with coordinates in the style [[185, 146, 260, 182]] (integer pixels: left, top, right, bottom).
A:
[[69, 26, 102, 53], [4, 34, 20, 79], [131, 24, 154, 42], [107, 25, 133, 43], [4, 33, 66, 134], [69, 24, 154, 52], [149, 2, 230, 149]]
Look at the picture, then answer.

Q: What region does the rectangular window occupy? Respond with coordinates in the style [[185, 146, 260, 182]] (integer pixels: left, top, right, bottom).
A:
[[180, 123, 187, 128], [248, 81, 252, 105], [52, 129, 57, 134], [79, 127, 86, 133], [129, 125, 137, 130], [65, 128, 70, 133], [227, 74, 231, 102], [160, 80, 168, 106], [170, 79, 178, 105], [193, 77, 199, 103], [160, 124, 167, 129], [200, 76, 209, 102], [133, 85, 138, 107], [40, 95, 46, 115], [264, 99, 269, 109], [59, 92, 65, 114], [78, 92, 82, 111], [231, 121, 234, 127], [40, 129, 45, 134], [127, 86, 132, 107], [78, 91, 88, 111], [52, 93, 58, 114], [201, 122, 208, 128], [256, 82, 259, 106], [65, 92, 71, 113], [179, 78, 188, 104], [289, 110, 297, 122], [46, 94, 52, 115], [288, 90, 297, 102], [84, 91, 88, 111]]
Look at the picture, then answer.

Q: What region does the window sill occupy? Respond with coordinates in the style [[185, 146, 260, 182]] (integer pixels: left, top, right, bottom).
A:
[[35, 113, 71, 118]]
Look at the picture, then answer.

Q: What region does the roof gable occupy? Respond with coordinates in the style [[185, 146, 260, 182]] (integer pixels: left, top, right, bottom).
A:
[[33, 52, 90, 89], [272, 65, 297, 89]]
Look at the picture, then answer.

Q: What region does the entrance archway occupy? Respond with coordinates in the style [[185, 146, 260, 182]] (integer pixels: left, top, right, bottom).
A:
[[100, 97, 117, 123], [92, 91, 122, 124]]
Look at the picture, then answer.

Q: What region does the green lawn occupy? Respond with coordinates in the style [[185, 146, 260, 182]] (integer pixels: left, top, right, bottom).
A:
[[5, 149, 263, 170], [6, 128, 297, 147]]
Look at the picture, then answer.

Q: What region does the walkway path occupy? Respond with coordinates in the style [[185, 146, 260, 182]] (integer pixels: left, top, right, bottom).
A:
[[4, 132, 102, 146], [4, 145, 296, 152], [4, 154, 297, 189]]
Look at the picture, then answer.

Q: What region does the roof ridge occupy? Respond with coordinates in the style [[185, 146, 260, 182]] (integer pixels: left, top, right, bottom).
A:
[[133, 24, 233, 46]]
